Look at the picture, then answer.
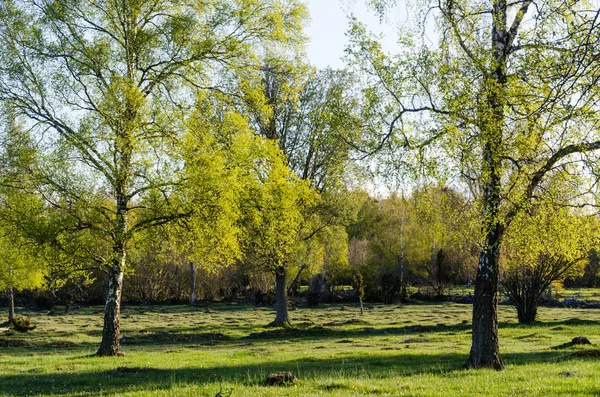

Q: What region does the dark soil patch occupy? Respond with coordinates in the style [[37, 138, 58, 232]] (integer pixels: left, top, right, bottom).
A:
[[113, 366, 150, 374], [265, 372, 298, 386], [571, 336, 592, 345], [325, 319, 370, 327], [553, 336, 593, 350]]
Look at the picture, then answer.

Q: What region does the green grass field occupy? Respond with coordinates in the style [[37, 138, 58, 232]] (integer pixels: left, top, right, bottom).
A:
[[2, 301, 600, 396], [448, 287, 600, 303]]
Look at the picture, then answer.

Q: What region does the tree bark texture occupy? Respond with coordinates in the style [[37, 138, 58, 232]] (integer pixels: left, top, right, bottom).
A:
[[468, 224, 504, 369], [7, 287, 15, 324], [467, 0, 510, 369], [97, 266, 124, 356], [468, 108, 506, 369], [97, 194, 128, 357], [190, 262, 196, 304], [271, 266, 290, 326]]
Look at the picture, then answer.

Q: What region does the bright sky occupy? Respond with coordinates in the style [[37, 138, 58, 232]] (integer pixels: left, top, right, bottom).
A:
[[303, 0, 408, 69]]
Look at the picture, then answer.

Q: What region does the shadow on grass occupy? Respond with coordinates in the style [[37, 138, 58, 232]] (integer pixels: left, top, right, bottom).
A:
[[120, 303, 274, 314], [242, 322, 471, 341], [0, 350, 581, 396], [0, 336, 98, 350], [5, 315, 600, 352]]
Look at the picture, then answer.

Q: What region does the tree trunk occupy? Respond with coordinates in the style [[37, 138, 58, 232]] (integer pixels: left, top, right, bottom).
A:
[[468, 75, 505, 369], [270, 267, 290, 327], [97, 195, 127, 357], [189, 262, 196, 304], [7, 287, 15, 324], [287, 264, 307, 297], [359, 298, 364, 315], [467, 0, 509, 367], [468, 230, 504, 369], [516, 281, 543, 324], [467, 114, 504, 369], [516, 299, 538, 324], [97, 265, 124, 356]]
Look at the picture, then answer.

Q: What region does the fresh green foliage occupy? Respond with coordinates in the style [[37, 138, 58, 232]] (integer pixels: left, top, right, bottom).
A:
[[347, 186, 480, 300], [500, 196, 599, 323], [0, 226, 44, 293], [0, 0, 309, 354], [503, 203, 597, 277], [10, 315, 36, 332], [348, 0, 600, 368], [0, 115, 46, 294], [241, 141, 318, 274]]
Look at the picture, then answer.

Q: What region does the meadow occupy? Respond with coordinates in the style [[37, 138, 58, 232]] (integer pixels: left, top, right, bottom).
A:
[[1, 298, 600, 396]]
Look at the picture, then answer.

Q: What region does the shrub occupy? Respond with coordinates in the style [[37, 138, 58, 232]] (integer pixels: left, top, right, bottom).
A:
[[501, 255, 579, 323], [254, 290, 266, 306], [306, 291, 320, 306], [11, 316, 36, 332], [265, 372, 298, 386], [380, 273, 401, 304]]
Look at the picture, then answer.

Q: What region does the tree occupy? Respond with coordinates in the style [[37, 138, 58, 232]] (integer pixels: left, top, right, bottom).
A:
[[352, 271, 365, 315], [0, 225, 44, 323], [501, 190, 596, 323], [581, 250, 600, 288], [349, 187, 477, 301], [362, 195, 423, 300], [350, 0, 600, 368], [413, 187, 479, 296], [241, 140, 317, 326], [0, 0, 306, 356], [240, 61, 362, 323], [242, 63, 362, 189], [0, 113, 46, 322]]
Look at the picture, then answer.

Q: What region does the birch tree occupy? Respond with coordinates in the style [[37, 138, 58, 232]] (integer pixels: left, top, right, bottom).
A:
[[352, 0, 600, 368], [0, 0, 306, 356]]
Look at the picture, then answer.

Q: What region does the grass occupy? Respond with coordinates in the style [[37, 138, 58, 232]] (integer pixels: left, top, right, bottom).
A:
[[1, 302, 600, 396], [560, 288, 600, 302], [449, 286, 600, 303]]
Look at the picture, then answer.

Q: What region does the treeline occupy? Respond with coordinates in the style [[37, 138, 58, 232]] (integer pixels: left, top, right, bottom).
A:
[[9, 184, 600, 315], [3, 186, 473, 307]]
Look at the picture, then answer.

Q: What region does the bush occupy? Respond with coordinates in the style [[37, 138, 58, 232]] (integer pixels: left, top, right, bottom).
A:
[[306, 291, 320, 306], [34, 293, 53, 310], [265, 372, 298, 386], [501, 254, 578, 323], [380, 273, 401, 304], [254, 290, 266, 306], [11, 316, 36, 332]]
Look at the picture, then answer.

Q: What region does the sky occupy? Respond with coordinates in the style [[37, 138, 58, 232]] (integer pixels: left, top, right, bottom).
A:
[[303, 0, 407, 69]]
